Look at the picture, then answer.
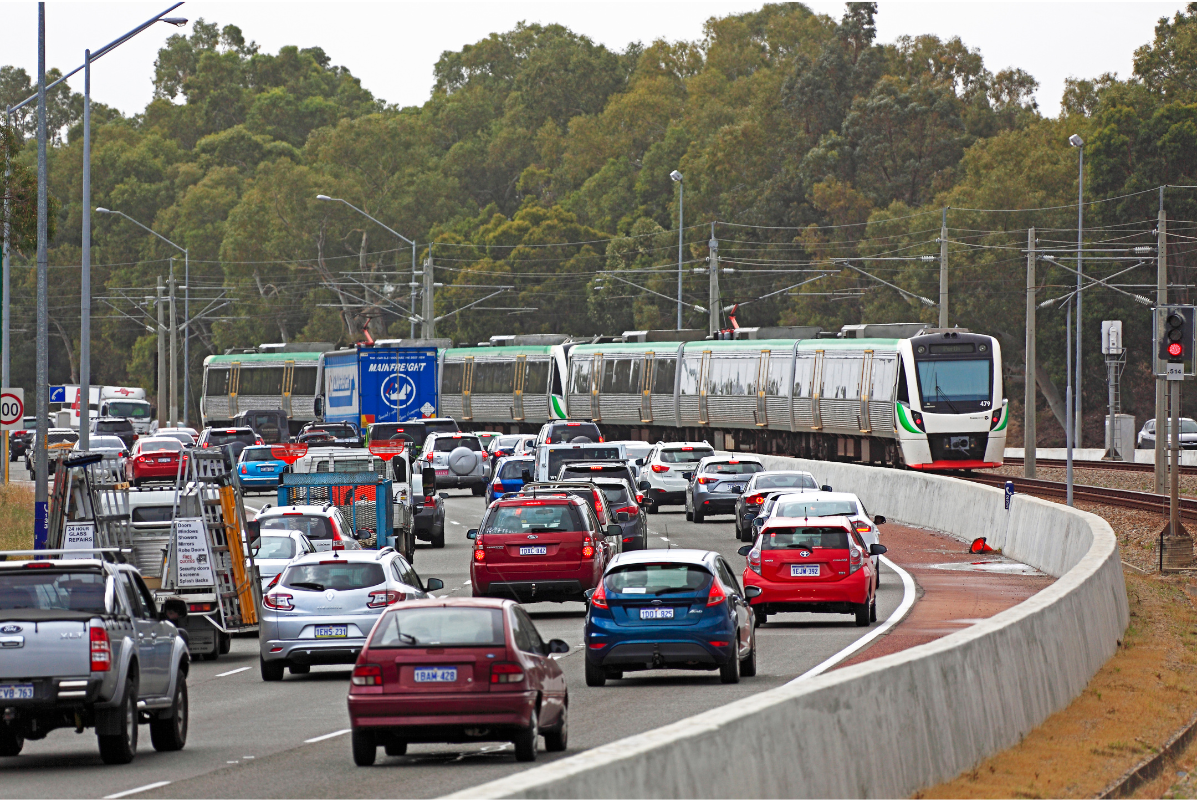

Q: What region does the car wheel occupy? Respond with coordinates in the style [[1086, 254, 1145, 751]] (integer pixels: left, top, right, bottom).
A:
[[685, 510, 693, 521], [739, 633, 757, 678], [0, 724, 24, 756], [870, 597, 878, 623], [753, 608, 767, 628], [719, 645, 741, 684], [646, 502, 659, 514], [351, 729, 377, 766], [734, 524, 743, 541], [855, 601, 871, 627], [693, 509, 705, 524], [471, 484, 485, 497], [431, 526, 445, 549], [98, 678, 139, 764], [149, 670, 188, 752], [289, 664, 310, 675], [513, 708, 538, 762], [218, 633, 231, 655], [584, 659, 606, 687], [260, 656, 285, 682], [543, 702, 568, 752], [384, 740, 407, 757]]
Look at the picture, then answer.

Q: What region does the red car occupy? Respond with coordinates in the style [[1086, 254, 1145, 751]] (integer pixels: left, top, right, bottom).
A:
[[468, 494, 620, 603], [126, 436, 188, 486], [739, 516, 885, 628], [346, 597, 570, 765]]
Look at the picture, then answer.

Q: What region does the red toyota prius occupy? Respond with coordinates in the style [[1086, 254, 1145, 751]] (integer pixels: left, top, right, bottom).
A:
[[346, 597, 570, 765]]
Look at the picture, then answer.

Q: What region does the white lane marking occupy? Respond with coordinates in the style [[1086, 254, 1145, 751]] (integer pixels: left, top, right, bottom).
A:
[[450, 520, 462, 526], [659, 536, 670, 542], [304, 728, 351, 743], [215, 666, 251, 677], [786, 554, 917, 684], [104, 782, 172, 799]]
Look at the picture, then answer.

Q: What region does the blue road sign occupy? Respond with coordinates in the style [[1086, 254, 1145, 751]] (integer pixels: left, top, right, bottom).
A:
[[49, 386, 66, 403]]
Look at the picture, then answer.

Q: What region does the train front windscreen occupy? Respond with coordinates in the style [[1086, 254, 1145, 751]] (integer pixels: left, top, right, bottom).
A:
[[914, 342, 992, 414]]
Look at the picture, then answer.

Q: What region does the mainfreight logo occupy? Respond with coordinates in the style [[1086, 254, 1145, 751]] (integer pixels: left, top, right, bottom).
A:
[[367, 362, 426, 372], [382, 373, 418, 411]]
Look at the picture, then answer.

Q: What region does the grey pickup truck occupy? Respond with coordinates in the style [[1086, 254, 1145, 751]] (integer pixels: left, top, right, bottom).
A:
[[0, 549, 190, 764]]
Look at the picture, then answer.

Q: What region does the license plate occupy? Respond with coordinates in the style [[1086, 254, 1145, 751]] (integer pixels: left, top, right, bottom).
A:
[[639, 607, 674, 619], [791, 565, 820, 577], [730, 484, 744, 492], [314, 625, 348, 638], [435, 469, 449, 475], [414, 667, 457, 683], [0, 684, 33, 700], [157, 457, 172, 463], [519, 546, 547, 556]]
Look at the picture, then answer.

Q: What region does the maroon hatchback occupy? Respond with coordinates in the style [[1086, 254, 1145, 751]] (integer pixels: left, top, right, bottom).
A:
[[346, 597, 570, 765]]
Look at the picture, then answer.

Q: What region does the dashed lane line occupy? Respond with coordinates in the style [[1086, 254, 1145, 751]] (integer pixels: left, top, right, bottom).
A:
[[215, 666, 251, 677], [304, 729, 351, 744], [103, 781, 172, 799]]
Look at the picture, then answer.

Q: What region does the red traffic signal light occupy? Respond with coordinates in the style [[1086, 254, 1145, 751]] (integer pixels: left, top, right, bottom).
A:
[[1168, 342, 1183, 358]]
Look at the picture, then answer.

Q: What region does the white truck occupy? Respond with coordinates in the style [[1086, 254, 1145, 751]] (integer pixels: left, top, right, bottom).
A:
[[64, 386, 153, 435]]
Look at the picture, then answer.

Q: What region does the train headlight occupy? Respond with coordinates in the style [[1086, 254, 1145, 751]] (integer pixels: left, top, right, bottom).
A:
[[910, 410, 926, 432]]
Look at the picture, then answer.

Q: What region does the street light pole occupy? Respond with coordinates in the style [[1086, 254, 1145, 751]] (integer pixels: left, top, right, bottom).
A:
[[2, 107, 11, 481], [80, 49, 91, 449], [35, 2, 49, 548], [1070, 134, 1084, 449], [670, 170, 683, 331]]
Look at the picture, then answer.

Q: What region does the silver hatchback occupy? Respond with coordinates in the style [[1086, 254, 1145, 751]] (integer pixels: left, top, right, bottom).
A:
[[259, 549, 444, 680]]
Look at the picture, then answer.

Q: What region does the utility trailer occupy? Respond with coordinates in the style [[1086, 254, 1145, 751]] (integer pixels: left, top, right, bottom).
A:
[[276, 469, 411, 560]]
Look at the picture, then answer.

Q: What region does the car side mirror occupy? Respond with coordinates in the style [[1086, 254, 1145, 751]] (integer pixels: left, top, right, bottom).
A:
[[744, 585, 762, 599], [638, 480, 650, 491], [314, 396, 324, 417], [821, 485, 832, 493], [743, 513, 755, 520], [753, 518, 764, 528], [421, 466, 436, 491], [425, 578, 444, 592], [466, 529, 477, 539], [635, 458, 644, 467], [606, 524, 621, 538], [246, 519, 260, 538], [616, 511, 630, 523], [737, 545, 753, 556], [547, 638, 570, 655], [439, 492, 450, 500], [869, 543, 888, 555], [873, 514, 886, 525], [583, 588, 594, 600]]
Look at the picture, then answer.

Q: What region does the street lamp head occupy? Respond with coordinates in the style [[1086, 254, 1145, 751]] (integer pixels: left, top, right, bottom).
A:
[[669, 170, 683, 182], [94, 207, 111, 214], [315, 195, 333, 201], [1068, 134, 1084, 148], [160, 17, 188, 26]]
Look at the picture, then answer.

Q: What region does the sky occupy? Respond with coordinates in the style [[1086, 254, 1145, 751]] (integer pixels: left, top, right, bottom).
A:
[[1, 1, 1185, 118]]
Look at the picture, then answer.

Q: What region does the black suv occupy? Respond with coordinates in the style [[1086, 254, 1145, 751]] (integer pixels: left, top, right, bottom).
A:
[[197, 426, 260, 465], [555, 460, 637, 493], [92, 417, 137, 450], [538, 420, 603, 445]]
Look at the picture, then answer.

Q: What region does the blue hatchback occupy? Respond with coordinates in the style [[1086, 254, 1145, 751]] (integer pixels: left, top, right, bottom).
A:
[[237, 445, 287, 491], [583, 549, 757, 687], [485, 454, 535, 504]]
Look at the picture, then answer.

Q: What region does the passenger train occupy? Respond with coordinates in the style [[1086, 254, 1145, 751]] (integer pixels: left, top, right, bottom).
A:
[[201, 328, 1007, 470]]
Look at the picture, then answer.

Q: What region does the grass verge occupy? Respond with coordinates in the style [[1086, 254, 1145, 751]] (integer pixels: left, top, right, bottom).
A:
[[0, 482, 33, 553]]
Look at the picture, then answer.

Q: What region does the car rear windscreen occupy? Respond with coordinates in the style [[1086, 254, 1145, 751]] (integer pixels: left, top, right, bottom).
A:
[[596, 483, 631, 505], [370, 423, 425, 441], [283, 562, 384, 591], [760, 528, 849, 550], [96, 420, 132, 432], [371, 607, 504, 648], [604, 563, 712, 595], [131, 506, 174, 523], [774, 500, 858, 518], [242, 447, 278, 462], [253, 536, 296, 559], [753, 473, 817, 490], [140, 439, 183, 452], [432, 436, 481, 452], [702, 461, 762, 475], [261, 515, 335, 540], [485, 504, 582, 534], [498, 460, 533, 480], [0, 569, 107, 612], [546, 422, 601, 443], [208, 431, 256, 446], [423, 420, 460, 436], [547, 446, 620, 479], [559, 466, 632, 485], [659, 447, 713, 463]]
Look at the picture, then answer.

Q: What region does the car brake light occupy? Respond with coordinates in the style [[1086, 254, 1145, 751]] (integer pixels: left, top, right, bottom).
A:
[[651, 464, 670, 473], [264, 574, 281, 591], [614, 505, 637, 516], [23, 561, 54, 568], [367, 589, 404, 608], [706, 578, 727, 606], [747, 494, 765, 505], [590, 581, 608, 609], [241, 465, 248, 474], [263, 592, 294, 610], [708, 640, 731, 647], [854, 523, 871, 534], [225, 429, 237, 433], [351, 664, 382, 686], [849, 545, 863, 574], [490, 662, 524, 684], [582, 543, 595, 558], [474, 533, 485, 562], [698, 476, 717, 485], [187, 602, 215, 612], [493, 482, 504, 492], [747, 548, 761, 575], [90, 624, 111, 672]]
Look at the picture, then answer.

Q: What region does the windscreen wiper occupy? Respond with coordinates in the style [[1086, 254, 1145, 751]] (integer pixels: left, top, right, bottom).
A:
[[397, 632, 418, 644], [934, 381, 959, 414], [289, 581, 324, 591]]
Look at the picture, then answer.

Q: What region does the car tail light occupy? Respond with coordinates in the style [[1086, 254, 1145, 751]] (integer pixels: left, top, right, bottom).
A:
[[263, 592, 294, 610], [635, 493, 643, 504], [582, 543, 595, 558], [747, 548, 761, 575], [474, 533, 485, 562], [490, 662, 524, 684], [351, 664, 383, 686], [614, 505, 637, 516], [706, 578, 727, 606], [492, 482, 503, 493], [188, 602, 215, 612], [590, 581, 608, 609], [241, 465, 248, 474], [708, 640, 731, 648], [256, 437, 264, 445], [264, 574, 281, 591], [651, 464, 669, 473], [90, 624, 111, 672], [367, 590, 405, 608], [849, 545, 863, 574], [854, 523, 871, 534], [747, 494, 765, 505], [698, 476, 717, 485]]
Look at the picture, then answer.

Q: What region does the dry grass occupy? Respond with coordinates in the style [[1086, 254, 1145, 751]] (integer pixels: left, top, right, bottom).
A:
[[917, 571, 1197, 798], [0, 482, 34, 554]]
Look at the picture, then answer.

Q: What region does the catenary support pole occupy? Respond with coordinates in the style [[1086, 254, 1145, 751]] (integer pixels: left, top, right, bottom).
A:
[[708, 227, 720, 335], [676, 180, 684, 331], [939, 208, 948, 329], [1065, 301, 1074, 507], [2, 107, 11, 483], [1024, 228, 1036, 478], [168, 260, 177, 428], [35, 2, 49, 548], [410, 244, 416, 339], [79, 50, 91, 451], [1155, 186, 1167, 494], [1075, 146, 1083, 448], [422, 250, 434, 338], [157, 277, 166, 429]]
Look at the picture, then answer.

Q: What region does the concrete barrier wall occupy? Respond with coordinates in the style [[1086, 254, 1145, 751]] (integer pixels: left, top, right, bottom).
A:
[[453, 457, 1129, 799]]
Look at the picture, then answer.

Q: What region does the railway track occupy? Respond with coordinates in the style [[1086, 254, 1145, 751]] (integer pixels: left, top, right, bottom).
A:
[[959, 471, 1197, 521], [1002, 456, 1196, 476]]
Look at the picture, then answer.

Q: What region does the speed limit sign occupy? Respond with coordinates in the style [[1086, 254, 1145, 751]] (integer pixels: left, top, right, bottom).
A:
[[0, 389, 25, 431]]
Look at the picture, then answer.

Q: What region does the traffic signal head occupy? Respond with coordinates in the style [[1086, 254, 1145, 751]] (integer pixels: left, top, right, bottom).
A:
[[1158, 306, 1195, 363]]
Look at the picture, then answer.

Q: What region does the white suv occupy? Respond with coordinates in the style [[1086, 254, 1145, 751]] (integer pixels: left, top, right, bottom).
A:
[[252, 504, 364, 553], [635, 441, 715, 513], [415, 432, 488, 495]]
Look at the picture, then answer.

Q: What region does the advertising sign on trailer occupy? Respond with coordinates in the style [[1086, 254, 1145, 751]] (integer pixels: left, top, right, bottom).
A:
[[172, 517, 216, 588], [357, 346, 439, 428], [322, 350, 359, 426]]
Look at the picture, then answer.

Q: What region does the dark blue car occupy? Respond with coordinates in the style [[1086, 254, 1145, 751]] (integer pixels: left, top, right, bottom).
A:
[[236, 445, 287, 491], [485, 454, 535, 504], [583, 549, 757, 687]]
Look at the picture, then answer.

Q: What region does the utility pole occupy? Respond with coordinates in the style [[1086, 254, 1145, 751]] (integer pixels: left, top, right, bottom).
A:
[[157, 277, 166, 430], [35, 2, 49, 548], [168, 261, 177, 428], [1024, 228, 1036, 478], [939, 207, 948, 328], [707, 227, 720, 335], [79, 49, 92, 451], [2, 107, 12, 481], [1074, 143, 1084, 449], [1155, 186, 1168, 494], [422, 250, 434, 339]]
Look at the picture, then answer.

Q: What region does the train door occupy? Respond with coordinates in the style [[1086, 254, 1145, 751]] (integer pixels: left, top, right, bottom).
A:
[[512, 355, 527, 421], [229, 361, 241, 418], [754, 350, 770, 427], [859, 351, 873, 433], [698, 350, 712, 425], [640, 352, 654, 423], [462, 357, 474, 421], [282, 360, 295, 417], [590, 353, 603, 421], [810, 351, 824, 430]]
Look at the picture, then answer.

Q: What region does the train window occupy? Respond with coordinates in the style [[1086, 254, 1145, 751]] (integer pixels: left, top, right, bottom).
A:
[[474, 362, 512, 394], [652, 357, 676, 394], [871, 357, 897, 400], [821, 357, 860, 400], [570, 359, 592, 395], [679, 357, 700, 396], [442, 362, 463, 394], [793, 356, 815, 398], [765, 355, 788, 396], [206, 368, 229, 396], [601, 357, 641, 394], [896, 359, 910, 403], [525, 360, 550, 394], [239, 367, 284, 396], [292, 367, 317, 395], [550, 360, 564, 396]]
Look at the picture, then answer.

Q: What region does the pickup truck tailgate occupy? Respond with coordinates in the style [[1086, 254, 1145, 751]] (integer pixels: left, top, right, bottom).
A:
[[0, 615, 93, 678]]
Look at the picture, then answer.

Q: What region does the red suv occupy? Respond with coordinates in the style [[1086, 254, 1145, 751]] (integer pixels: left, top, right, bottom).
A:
[[346, 598, 570, 764], [469, 494, 620, 603], [738, 516, 885, 627]]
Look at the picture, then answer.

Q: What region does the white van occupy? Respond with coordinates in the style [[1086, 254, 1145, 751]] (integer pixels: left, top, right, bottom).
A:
[[535, 441, 628, 482]]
